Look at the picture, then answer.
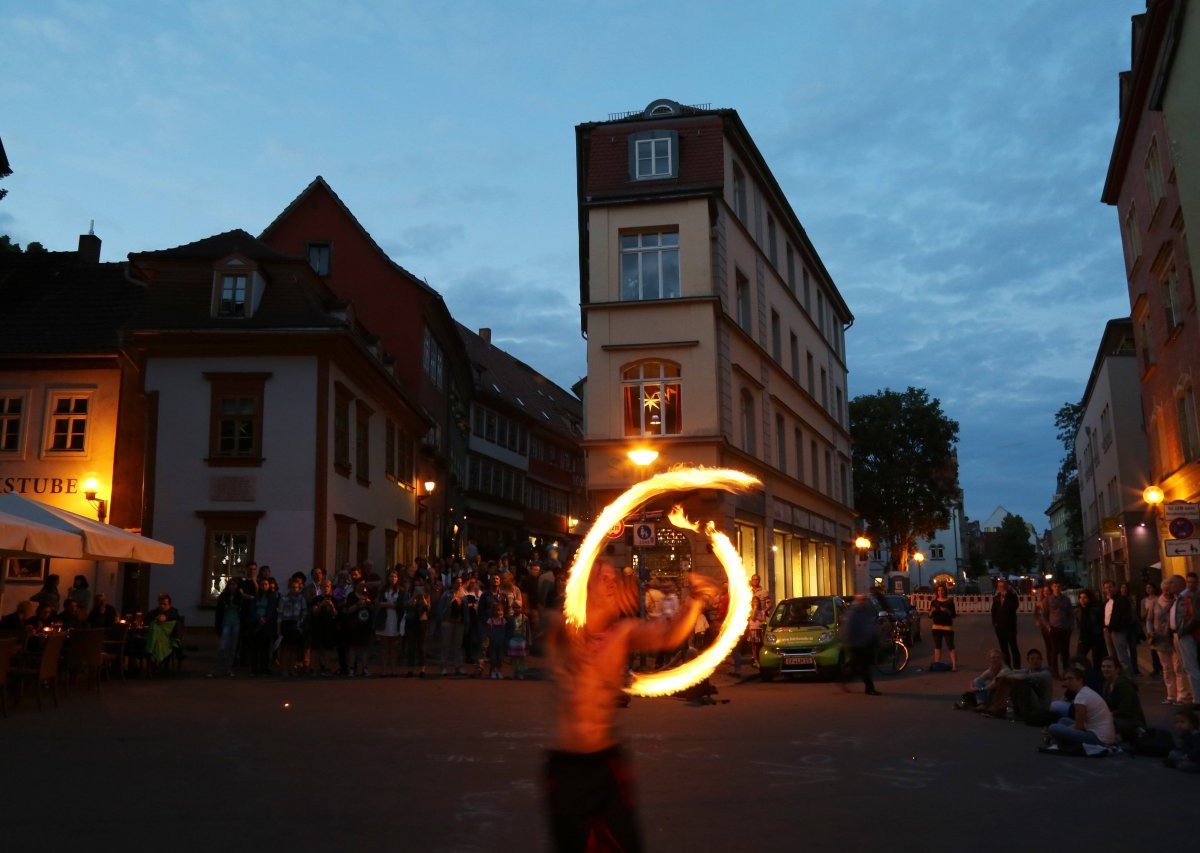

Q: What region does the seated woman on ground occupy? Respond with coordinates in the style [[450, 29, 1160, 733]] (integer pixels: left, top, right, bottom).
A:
[[1041, 665, 1120, 753]]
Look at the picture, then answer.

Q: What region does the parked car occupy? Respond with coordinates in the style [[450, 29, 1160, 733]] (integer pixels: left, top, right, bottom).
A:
[[758, 595, 846, 681], [879, 593, 920, 645]]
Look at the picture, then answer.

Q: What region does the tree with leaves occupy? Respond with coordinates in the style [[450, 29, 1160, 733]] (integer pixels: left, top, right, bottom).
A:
[[992, 513, 1036, 573], [1053, 401, 1085, 564], [850, 387, 960, 575]]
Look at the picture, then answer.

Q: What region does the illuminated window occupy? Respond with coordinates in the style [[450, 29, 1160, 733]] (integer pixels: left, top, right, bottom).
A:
[[46, 394, 90, 454], [622, 360, 682, 437]]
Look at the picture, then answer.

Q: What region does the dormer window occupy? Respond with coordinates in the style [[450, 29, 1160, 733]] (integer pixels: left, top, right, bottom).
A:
[[218, 274, 247, 317], [628, 130, 679, 181], [211, 256, 263, 319]]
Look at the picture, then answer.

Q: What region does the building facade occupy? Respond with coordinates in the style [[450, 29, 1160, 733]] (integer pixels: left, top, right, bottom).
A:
[[0, 235, 154, 615], [1074, 319, 1161, 587], [458, 324, 586, 559], [1102, 0, 1199, 575], [575, 99, 856, 599], [260, 177, 472, 559], [127, 230, 430, 624]]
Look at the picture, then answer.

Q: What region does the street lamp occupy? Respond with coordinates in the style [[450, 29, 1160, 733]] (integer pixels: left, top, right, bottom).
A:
[[82, 474, 108, 524], [1143, 485, 1165, 508], [912, 551, 925, 586]]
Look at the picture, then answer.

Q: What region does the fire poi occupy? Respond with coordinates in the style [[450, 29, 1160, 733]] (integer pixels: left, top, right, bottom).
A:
[[564, 467, 761, 697]]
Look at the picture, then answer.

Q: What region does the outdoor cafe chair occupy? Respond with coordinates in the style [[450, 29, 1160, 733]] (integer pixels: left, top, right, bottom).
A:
[[0, 637, 18, 719], [62, 628, 105, 694], [101, 623, 129, 680], [12, 630, 67, 711]]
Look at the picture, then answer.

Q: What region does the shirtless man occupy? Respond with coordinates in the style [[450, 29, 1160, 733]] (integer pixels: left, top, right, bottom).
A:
[[544, 559, 720, 852]]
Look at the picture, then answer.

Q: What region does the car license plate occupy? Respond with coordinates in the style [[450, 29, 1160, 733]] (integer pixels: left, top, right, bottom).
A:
[[783, 655, 814, 666]]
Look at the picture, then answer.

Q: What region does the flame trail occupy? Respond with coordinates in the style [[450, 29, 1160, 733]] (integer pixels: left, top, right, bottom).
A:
[[565, 467, 760, 697]]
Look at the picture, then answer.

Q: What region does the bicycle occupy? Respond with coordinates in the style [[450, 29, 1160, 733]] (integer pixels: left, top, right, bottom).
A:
[[874, 620, 910, 674]]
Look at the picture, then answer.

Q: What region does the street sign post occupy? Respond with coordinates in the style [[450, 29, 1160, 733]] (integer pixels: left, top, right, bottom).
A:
[[1165, 538, 1200, 557], [1165, 501, 1200, 521], [633, 522, 656, 547]]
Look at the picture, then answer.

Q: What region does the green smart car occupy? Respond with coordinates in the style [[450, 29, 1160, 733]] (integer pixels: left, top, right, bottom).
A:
[[758, 595, 847, 681]]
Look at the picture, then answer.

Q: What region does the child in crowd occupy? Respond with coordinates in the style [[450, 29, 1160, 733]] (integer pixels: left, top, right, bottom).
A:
[[485, 603, 509, 679], [508, 604, 530, 680]]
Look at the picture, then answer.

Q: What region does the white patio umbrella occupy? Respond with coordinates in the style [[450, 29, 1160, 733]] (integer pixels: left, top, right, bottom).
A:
[[0, 493, 174, 564]]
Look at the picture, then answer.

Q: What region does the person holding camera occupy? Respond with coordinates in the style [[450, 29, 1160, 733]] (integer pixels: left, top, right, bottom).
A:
[[402, 579, 431, 677]]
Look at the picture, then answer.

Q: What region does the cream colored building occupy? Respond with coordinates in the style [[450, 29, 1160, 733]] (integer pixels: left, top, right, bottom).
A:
[[575, 99, 856, 600]]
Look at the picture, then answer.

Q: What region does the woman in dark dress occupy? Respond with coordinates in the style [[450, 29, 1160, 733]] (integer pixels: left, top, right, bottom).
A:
[[307, 579, 338, 676]]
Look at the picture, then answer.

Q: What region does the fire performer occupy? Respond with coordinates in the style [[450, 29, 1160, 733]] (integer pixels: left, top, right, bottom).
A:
[[543, 558, 719, 852]]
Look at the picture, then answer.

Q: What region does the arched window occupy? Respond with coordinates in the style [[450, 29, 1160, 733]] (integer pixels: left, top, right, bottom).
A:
[[740, 390, 756, 455], [622, 360, 682, 436]]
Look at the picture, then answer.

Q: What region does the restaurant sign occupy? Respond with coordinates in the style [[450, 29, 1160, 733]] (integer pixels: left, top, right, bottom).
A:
[[1, 476, 81, 496]]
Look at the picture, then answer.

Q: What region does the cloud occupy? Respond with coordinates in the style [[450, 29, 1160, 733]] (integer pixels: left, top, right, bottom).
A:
[[383, 224, 468, 260]]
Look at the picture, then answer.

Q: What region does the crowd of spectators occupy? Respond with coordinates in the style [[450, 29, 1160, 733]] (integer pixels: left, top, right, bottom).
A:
[[207, 550, 566, 680], [948, 571, 1200, 769]]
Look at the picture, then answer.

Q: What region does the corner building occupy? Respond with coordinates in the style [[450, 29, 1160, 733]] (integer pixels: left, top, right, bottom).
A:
[[575, 99, 856, 598]]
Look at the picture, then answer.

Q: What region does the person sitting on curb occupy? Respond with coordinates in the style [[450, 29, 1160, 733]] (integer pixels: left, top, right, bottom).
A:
[[954, 648, 1008, 710], [1100, 655, 1145, 744], [1165, 708, 1200, 771], [976, 647, 1054, 722], [1040, 665, 1120, 753]]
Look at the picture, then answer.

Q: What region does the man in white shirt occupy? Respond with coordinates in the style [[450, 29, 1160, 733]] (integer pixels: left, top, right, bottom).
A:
[[1043, 666, 1118, 751], [1170, 574, 1200, 704]]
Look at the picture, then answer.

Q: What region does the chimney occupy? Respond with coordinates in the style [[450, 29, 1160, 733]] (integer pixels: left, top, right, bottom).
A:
[[78, 223, 101, 264], [478, 327, 492, 345]]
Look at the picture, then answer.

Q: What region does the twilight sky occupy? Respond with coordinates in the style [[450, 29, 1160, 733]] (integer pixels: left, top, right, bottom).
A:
[[1, 0, 1140, 530]]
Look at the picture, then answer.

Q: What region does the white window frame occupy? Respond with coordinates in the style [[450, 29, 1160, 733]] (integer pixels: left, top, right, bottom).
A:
[[620, 231, 680, 301], [217, 273, 248, 318], [622, 360, 682, 437], [43, 390, 93, 457], [634, 137, 672, 179], [0, 391, 28, 457]]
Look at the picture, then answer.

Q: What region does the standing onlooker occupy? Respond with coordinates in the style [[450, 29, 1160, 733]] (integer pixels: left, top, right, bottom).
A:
[[1170, 574, 1200, 704], [31, 573, 62, 612], [746, 575, 768, 668], [343, 581, 374, 677], [990, 577, 1020, 670], [1142, 581, 1163, 677], [1034, 585, 1053, 664], [1046, 582, 1074, 678], [67, 574, 91, 609], [439, 577, 466, 676], [1119, 582, 1142, 675], [1148, 579, 1191, 704], [509, 604, 530, 680], [1102, 580, 1134, 674], [463, 590, 484, 675], [402, 579, 430, 677], [210, 580, 245, 677], [375, 569, 405, 677], [485, 602, 509, 679], [249, 579, 278, 677], [277, 575, 308, 677], [308, 579, 338, 676], [1076, 590, 1105, 669], [928, 584, 958, 671]]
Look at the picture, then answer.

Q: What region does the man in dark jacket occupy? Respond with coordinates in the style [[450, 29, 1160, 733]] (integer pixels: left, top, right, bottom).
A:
[[1102, 580, 1134, 673], [841, 593, 882, 696], [991, 578, 1020, 669]]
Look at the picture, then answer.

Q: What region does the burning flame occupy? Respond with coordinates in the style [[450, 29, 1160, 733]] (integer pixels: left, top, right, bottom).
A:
[[565, 467, 760, 697]]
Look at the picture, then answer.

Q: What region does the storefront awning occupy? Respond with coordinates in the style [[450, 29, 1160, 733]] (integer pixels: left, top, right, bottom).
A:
[[0, 494, 174, 564]]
